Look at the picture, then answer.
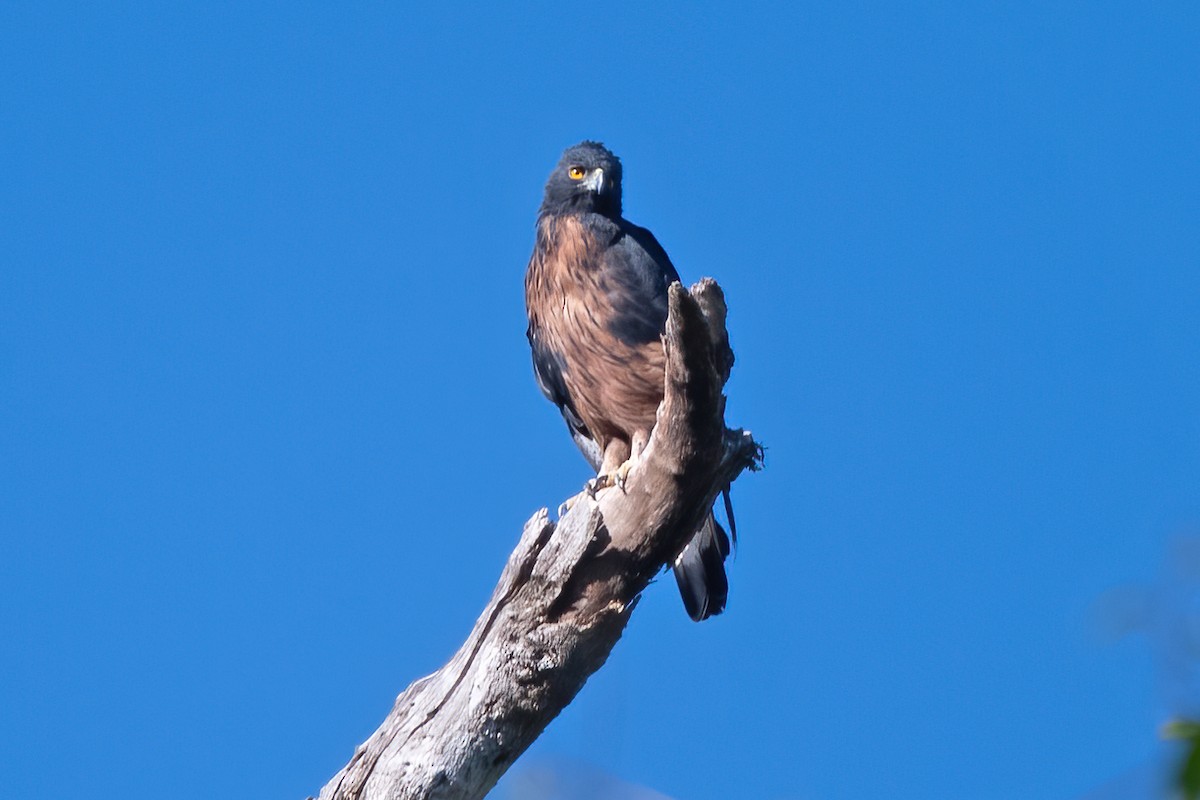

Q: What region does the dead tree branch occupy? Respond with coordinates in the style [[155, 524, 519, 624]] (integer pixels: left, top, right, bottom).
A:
[[314, 279, 762, 800]]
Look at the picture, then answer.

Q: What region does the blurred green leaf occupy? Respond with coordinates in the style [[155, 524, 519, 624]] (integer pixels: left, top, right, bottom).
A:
[[1164, 720, 1200, 741], [1165, 719, 1200, 800], [1182, 741, 1200, 800]]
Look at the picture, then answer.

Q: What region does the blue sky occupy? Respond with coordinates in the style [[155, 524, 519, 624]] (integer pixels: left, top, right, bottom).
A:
[[2, 3, 1197, 799]]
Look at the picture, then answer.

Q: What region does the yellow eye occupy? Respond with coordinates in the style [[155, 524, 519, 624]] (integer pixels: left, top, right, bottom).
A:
[[568, 166, 586, 180]]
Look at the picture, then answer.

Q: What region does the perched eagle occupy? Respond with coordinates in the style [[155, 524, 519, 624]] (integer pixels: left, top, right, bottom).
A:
[[524, 141, 733, 621]]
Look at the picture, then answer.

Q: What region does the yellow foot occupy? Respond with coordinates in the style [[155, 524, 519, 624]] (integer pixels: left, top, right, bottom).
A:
[[584, 474, 608, 498], [585, 459, 634, 497], [614, 459, 634, 487]]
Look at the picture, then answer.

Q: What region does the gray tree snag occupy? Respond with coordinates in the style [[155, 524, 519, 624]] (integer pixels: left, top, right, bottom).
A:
[[314, 279, 762, 800]]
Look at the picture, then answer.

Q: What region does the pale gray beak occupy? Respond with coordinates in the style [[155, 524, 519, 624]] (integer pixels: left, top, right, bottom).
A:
[[584, 168, 607, 195]]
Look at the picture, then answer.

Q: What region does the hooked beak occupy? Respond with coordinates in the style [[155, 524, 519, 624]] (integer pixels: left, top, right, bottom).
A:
[[583, 168, 608, 195]]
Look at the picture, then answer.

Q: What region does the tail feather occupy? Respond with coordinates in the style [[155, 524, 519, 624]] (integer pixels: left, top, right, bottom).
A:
[[672, 513, 731, 622], [721, 485, 737, 549]]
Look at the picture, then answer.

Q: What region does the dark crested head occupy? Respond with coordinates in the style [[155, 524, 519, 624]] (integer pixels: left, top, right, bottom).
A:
[[539, 141, 623, 218]]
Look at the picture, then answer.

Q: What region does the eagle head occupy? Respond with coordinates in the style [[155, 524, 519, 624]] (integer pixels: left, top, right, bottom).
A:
[[539, 141, 623, 218]]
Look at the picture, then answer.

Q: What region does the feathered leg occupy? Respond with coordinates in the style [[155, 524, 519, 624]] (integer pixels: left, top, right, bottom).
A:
[[586, 438, 631, 495]]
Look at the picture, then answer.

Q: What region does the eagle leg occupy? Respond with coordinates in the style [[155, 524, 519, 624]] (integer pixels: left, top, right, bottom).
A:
[[610, 428, 651, 488], [629, 429, 650, 461], [586, 438, 632, 496]]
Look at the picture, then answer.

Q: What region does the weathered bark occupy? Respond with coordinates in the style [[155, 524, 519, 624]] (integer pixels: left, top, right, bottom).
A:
[[314, 279, 762, 800]]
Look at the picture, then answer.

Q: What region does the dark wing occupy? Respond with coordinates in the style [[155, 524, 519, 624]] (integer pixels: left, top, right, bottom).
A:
[[623, 222, 683, 285], [527, 322, 603, 469], [616, 222, 735, 620], [601, 221, 682, 347]]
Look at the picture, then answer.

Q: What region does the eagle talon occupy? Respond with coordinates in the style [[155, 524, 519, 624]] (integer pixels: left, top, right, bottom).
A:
[[614, 459, 633, 490], [557, 496, 574, 517], [585, 460, 634, 497], [585, 474, 613, 497]]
